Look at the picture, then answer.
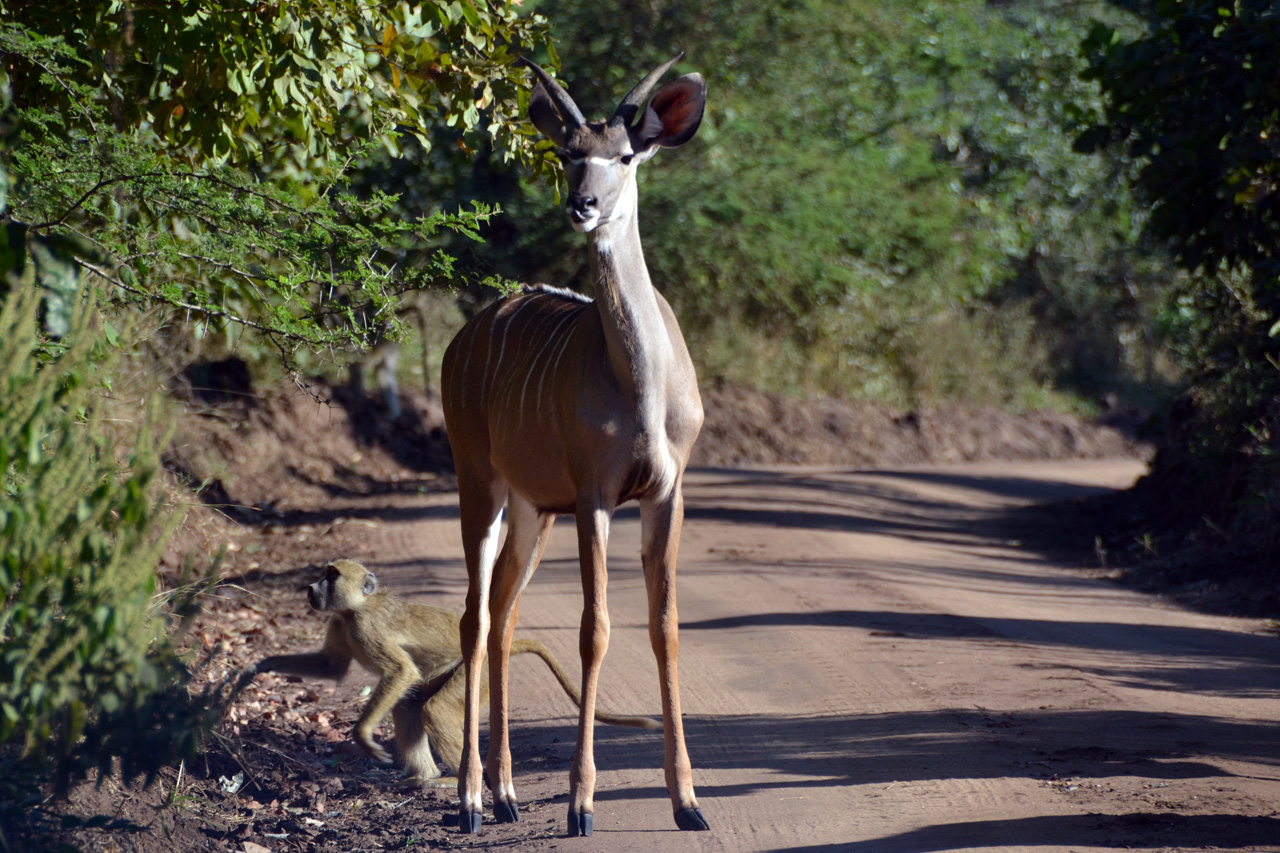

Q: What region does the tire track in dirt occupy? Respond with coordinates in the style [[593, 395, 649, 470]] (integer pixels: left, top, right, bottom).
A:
[[353, 459, 1280, 852]]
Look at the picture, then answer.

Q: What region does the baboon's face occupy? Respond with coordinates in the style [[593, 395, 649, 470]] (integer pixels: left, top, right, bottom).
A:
[[306, 573, 333, 611], [307, 560, 377, 612]]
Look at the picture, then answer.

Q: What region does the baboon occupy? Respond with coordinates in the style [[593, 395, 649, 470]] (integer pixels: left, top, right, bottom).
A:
[[251, 560, 658, 787], [350, 336, 404, 419], [349, 304, 430, 421]]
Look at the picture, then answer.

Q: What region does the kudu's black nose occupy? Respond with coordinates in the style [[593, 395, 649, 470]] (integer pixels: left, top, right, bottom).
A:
[[568, 194, 596, 215]]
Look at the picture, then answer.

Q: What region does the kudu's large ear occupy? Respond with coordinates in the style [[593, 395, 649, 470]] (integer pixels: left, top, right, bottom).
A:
[[529, 82, 568, 147], [633, 73, 706, 154], [523, 57, 583, 147]]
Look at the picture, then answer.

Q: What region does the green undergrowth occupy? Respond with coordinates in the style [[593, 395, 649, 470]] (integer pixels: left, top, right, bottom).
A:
[[0, 272, 235, 848]]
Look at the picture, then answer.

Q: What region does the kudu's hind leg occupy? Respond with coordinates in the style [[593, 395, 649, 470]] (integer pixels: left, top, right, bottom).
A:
[[485, 494, 555, 823], [455, 478, 508, 834], [642, 490, 709, 831]]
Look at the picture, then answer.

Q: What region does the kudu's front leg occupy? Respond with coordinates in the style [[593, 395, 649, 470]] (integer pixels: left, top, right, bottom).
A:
[[456, 483, 507, 834], [642, 490, 709, 831], [485, 496, 555, 824], [567, 503, 612, 837]]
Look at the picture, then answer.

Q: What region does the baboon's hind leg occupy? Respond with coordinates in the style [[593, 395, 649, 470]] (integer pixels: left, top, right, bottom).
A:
[[420, 664, 471, 779], [393, 692, 454, 788]]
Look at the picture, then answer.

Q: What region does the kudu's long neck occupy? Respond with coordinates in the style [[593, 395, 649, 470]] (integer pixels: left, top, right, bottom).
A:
[[587, 196, 673, 402]]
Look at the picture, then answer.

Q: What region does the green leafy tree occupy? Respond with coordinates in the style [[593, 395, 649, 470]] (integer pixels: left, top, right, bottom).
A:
[[0, 3, 551, 367], [9, 0, 549, 167], [1078, 1, 1280, 438], [1079, 0, 1280, 318], [1075, 1, 1280, 562]]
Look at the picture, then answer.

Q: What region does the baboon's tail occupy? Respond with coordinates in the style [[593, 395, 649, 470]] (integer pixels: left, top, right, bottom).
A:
[[510, 638, 661, 730]]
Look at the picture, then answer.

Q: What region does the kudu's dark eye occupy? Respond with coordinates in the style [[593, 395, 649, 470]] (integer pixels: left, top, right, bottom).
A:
[[620, 154, 634, 166]]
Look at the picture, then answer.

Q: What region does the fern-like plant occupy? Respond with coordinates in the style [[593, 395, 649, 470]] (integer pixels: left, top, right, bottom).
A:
[[0, 268, 222, 797]]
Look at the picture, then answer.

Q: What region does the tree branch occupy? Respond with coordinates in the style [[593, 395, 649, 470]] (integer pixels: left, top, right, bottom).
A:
[[77, 258, 324, 346]]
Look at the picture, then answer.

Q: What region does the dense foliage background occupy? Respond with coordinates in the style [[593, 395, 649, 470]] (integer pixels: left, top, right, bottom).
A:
[[420, 0, 1183, 411], [1076, 0, 1280, 575]]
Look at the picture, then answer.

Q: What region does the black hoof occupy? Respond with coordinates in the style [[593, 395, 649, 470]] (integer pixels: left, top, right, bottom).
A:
[[675, 806, 710, 831], [458, 809, 483, 834], [493, 799, 520, 823], [567, 809, 593, 837]]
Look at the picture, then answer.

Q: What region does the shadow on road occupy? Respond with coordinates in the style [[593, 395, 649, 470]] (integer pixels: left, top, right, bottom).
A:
[[662, 466, 1135, 561], [681, 609, 1280, 698], [572, 707, 1280, 791], [774, 812, 1280, 852]]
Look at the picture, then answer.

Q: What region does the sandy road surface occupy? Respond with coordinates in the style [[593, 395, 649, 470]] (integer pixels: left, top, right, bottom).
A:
[[361, 460, 1280, 852]]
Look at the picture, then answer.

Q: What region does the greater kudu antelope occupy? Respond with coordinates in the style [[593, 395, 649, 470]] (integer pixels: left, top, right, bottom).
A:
[[439, 56, 709, 836]]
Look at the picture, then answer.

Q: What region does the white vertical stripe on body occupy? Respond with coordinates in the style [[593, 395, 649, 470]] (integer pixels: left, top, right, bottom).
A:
[[542, 305, 583, 414], [491, 296, 535, 389], [501, 302, 557, 417], [519, 307, 579, 428]]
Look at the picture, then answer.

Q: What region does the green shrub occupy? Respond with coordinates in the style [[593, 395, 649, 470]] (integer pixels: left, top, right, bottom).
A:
[[0, 270, 221, 795]]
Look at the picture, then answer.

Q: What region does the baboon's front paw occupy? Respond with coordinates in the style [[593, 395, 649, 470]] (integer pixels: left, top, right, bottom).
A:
[[458, 808, 483, 834], [567, 808, 593, 837], [674, 806, 710, 831], [356, 737, 394, 765]]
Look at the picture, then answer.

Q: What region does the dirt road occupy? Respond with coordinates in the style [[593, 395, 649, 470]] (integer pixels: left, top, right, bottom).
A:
[[362, 459, 1280, 852]]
